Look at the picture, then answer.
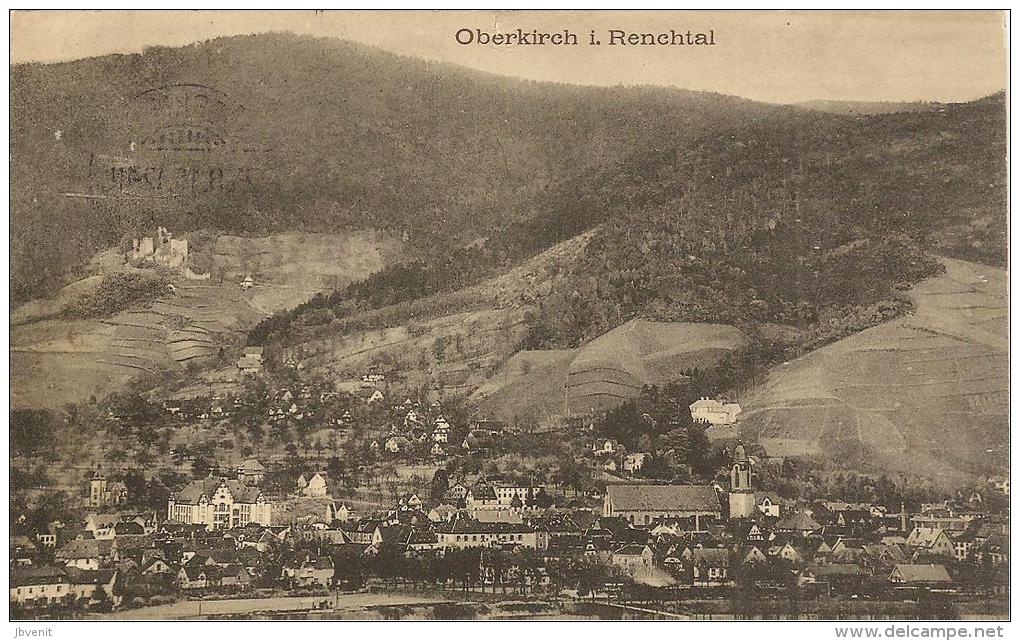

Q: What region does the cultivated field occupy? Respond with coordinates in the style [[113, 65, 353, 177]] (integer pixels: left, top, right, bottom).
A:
[[10, 231, 402, 410], [739, 257, 1008, 483], [471, 319, 746, 426]]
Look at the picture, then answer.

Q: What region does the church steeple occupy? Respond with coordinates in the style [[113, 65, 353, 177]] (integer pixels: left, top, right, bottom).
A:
[[730, 444, 752, 491], [728, 443, 756, 519]]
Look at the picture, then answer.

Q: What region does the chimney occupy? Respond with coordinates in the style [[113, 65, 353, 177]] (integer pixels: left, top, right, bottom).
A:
[[900, 502, 907, 532]]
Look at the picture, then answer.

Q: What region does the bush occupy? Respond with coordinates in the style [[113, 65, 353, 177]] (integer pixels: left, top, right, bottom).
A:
[[69, 271, 172, 318]]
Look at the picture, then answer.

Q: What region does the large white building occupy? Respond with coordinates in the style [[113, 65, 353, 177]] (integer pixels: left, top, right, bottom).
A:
[[689, 398, 742, 425], [465, 479, 544, 510], [168, 478, 271, 530]]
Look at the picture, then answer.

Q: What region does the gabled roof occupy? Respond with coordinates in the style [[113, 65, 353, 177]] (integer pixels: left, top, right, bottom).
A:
[[114, 521, 145, 535], [178, 565, 207, 581], [908, 527, 950, 547], [691, 548, 730, 566], [56, 538, 114, 559], [64, 567, 117, 586], [775, 511, 822, 532], [606, 484, 720, 513], [238, 459, 266, 473], [891, 564, 951, 583], [10, 565, 68, 587], [86, 513, 121, 529], [173, 477, 264, 505]]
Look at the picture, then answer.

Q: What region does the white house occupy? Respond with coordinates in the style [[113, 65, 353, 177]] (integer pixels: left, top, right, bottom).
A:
[[303, 473, 330, 498], [689, 398, 742, 425], [623, 453, 649, 473]]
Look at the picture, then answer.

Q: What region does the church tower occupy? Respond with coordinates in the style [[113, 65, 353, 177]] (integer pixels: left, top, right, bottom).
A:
[[88, 465, 108, 508], [728, 444, 756, 519]]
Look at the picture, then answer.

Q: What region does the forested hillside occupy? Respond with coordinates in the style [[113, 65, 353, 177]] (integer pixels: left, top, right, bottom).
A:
[[249, 90, 1005, 350], [12, 32, 792, 302], [13, 33, 1005, 363]]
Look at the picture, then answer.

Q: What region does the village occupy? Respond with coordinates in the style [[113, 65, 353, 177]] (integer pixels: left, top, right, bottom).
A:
[[9, 347, 1011, 620]]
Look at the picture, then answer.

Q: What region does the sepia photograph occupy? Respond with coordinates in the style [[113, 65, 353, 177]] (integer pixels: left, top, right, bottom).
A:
[[6, 8, 1011, 626]]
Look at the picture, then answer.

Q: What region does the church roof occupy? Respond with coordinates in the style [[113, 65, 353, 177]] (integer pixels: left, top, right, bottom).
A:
[[606, 484, 720, 513]]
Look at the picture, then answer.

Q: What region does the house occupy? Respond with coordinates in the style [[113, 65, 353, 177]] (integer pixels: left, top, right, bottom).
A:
[[689, 398, 742, 425], [889, 564, 952, 586], [141, 558, 173, 575], [428, 504, 458, 523], [623, 453, 649, 473], [905, 526, 954, 558], [55, 539, 116, 570], [366, 389, 385, 404], [302, 472, 331, 498], [741, 545, 769, 565], [592, 439, 620, 456], [328, 501, 354, 523], [799, 564, 868, 590], [465, 481, 499, 509], [774, 511, 822, 536], [287, 557, 334, 588], [10, 566, 71, 606], [434, 515, 546, 550], [344, 520, 386, 545], [612, 544, 655, 576], [65, 568, 118, 604], [168, 477, 271, 530], [691, 548, 731, 586], [974, 534, 1009, 566], [603, 484, 721, 527], [398, 493, 424, 511], [755, 492, 783, 518], [443, 484, 469, 505], [237, 347, 264, 374], [471, 479, 544, 510], [433, 418, 451, 443], [385, 436, 411, 453], [177, 565, 210, 590], [771, 541, 807, 565], [84, 513, 121, 540], [236, 459, 266, 486], [219, 564, 253, 589]]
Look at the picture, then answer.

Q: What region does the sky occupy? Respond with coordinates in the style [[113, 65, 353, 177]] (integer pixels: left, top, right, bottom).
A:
[[9, 9, 1009, 104]]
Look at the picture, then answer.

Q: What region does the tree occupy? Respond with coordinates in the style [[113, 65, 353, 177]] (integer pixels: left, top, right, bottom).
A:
[[192, 455, 212, 478], [430, 468, 450, 502], [326, 455, 345, 481], [10, 409, 59, 457]]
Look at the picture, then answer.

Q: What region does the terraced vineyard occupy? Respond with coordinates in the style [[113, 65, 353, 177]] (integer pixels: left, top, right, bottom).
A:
[[11, 230, 404, 409], [11, 281, 263, 409], [471, 319, 748, 427], [739, 257, 1008, 484]]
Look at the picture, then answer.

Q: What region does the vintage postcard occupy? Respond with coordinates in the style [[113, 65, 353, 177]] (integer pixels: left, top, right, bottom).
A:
[[7, 9, 1010, 627]]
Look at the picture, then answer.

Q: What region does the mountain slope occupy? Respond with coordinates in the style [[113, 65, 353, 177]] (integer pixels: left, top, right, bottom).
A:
[[470, 319, 747, 427], [738, 257, 1007, 484], [10, 33, 798, 301]]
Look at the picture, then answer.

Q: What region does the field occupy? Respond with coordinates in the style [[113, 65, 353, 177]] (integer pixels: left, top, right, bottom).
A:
[[10, 231, 401, 410], [472, 319, 747, 426], [739, 257, 1008, 484]]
